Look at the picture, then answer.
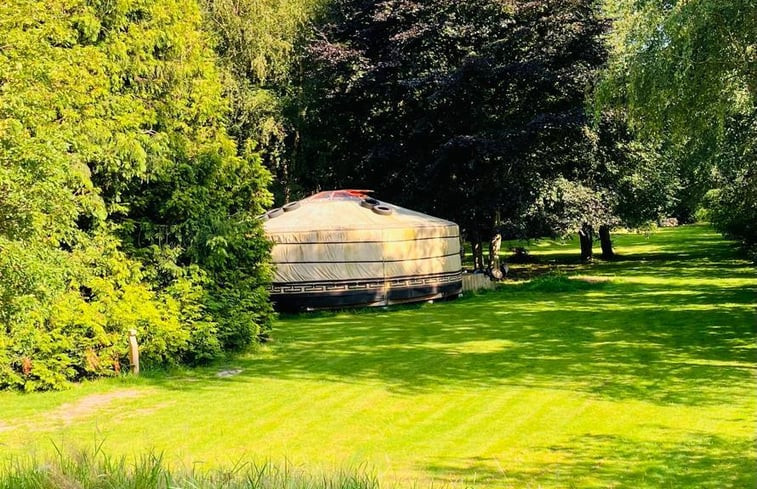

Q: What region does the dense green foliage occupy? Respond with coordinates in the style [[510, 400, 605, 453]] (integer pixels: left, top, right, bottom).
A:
[[707, 114, 756, 252], [201, 0, 325, 202], [599, 0, 757, 250], [289, 0, 672, 264], [200, 0, 753, 262], [0, 0, 273, 390], [297, 1, 605, 235]]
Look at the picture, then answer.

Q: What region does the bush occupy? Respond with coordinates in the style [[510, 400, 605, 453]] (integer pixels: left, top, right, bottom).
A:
[[0, 0, 273, 390], [0, 234, 208, 390]]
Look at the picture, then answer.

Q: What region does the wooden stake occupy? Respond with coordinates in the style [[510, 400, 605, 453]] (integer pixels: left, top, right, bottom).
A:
[[128, 329, 140, 375]]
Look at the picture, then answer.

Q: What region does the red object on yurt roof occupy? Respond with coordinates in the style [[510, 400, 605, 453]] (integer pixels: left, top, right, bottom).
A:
[[308, 189, 374, 201]]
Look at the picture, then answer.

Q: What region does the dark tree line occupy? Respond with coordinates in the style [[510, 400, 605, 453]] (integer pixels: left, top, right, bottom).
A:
[[289, 0, 664, 264]]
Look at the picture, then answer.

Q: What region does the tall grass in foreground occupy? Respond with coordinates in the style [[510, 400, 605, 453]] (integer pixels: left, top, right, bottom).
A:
[[0, 447, 379, 489]]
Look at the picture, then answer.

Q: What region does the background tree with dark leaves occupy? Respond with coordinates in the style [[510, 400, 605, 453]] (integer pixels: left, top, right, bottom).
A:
[[295, 0, 654, 264]]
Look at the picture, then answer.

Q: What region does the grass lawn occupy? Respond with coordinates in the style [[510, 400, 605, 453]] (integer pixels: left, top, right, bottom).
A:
[[1, 224, 755, 488]]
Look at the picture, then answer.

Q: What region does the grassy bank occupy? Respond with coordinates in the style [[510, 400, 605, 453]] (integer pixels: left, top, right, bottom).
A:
[[0, 448, 377, 489], [1, 225, 755, 488]]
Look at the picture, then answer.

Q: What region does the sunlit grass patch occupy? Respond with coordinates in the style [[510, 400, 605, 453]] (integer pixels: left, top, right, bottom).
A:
[[517, 273, 610, 292]]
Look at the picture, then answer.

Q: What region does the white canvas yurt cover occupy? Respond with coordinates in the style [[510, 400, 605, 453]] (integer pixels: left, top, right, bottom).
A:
[[263, 190, 463, 310]]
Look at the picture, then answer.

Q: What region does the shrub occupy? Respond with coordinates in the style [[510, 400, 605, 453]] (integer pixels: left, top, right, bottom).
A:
[[0, 0, 273, 390]]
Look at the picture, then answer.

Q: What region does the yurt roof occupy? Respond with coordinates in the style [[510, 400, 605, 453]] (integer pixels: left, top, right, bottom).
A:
[[262, 190, 457, 233]]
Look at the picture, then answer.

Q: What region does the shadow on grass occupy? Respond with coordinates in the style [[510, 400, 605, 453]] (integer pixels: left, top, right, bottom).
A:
[[144, 225, 756, 408], [423, 433, 757, 489]]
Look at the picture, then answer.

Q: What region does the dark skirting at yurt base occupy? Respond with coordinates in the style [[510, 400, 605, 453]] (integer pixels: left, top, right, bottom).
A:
[[263, 190, 463, 310]]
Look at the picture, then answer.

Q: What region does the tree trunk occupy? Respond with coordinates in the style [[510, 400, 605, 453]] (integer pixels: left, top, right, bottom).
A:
[[281, 161, 291, 204], [472, 239, 485, 271], [283, 128, 300, 204], [579, 223, 594, 262], [599, 224, 614, 260], [488, 233, 502, 279], [459, 235, 466, 263]]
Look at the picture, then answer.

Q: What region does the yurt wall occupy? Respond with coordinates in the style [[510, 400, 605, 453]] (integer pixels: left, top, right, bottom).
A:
[[263, 190, 463, 310]]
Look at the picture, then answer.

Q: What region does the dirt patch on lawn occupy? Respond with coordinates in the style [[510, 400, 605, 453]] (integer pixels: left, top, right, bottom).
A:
[[53, 389, 145, 425]]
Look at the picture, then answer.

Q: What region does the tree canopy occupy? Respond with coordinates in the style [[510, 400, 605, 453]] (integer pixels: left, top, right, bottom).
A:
[[599, 0, 757, 250], [0, 0, 273, 390], [201, 0, 326, 202], [293, 0, 664, 263]]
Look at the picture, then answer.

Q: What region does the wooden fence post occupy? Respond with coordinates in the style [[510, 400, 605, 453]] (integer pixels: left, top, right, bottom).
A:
[[128, 329, 140, 375]]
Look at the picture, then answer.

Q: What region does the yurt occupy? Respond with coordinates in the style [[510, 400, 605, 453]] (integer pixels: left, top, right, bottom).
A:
[[262, 190, 463, 310]]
